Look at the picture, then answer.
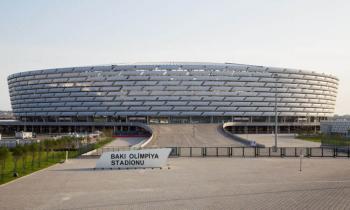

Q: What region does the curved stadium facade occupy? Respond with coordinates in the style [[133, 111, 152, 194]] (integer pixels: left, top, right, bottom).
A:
[[5, 62, 338, 134]]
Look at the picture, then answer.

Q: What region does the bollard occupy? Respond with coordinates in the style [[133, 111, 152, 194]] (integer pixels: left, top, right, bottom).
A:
[[299, 154, 303, 172], [299, 149, 303, 172]]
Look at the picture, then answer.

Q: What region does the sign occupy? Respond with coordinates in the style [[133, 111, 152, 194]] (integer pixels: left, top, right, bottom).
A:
[[95, 148, 172, 169]]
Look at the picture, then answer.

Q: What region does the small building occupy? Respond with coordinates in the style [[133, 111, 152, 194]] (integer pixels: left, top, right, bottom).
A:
[[320, 120, 350, 136], [15, 131, 33, 139]]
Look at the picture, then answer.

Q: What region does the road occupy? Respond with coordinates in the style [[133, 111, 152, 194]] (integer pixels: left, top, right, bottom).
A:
[[147, 124, 243, 147], [103, 137, 147, 147]]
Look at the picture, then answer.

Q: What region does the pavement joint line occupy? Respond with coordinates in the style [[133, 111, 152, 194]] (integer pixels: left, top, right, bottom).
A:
[[224, 179, 350, 187], [57, 185, 350, 210]]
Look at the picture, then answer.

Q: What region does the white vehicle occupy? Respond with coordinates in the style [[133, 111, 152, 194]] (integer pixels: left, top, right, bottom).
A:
[[250, 140, 257, 147], [15, 131, 33, 139]]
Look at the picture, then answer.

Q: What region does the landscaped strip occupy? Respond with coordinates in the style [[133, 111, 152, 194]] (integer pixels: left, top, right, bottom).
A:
[[0, 136, 113, 185], [297, 134, 350, 147]]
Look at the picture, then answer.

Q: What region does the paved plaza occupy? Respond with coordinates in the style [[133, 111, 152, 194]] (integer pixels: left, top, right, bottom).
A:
[[1, 157, 350, 210], [237, 134, 321, 147]]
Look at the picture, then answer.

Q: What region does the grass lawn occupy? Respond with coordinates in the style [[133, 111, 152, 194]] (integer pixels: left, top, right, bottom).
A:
[[0, 137, 113, 185], [0, 151, 66, 185], [297, 136, 322, 143]]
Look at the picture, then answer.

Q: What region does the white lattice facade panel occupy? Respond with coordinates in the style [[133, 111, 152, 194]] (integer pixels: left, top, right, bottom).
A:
[[8, 63, 338, 118]]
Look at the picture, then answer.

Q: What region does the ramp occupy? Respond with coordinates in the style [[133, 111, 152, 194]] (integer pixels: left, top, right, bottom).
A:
[[147, 124, 243, 147]]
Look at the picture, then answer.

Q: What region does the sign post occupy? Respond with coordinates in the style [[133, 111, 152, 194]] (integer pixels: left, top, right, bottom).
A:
[[95, 148, 172, 169]]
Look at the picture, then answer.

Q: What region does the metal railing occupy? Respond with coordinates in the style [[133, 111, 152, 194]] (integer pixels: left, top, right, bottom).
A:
[[167, 147, 350, 158], [90, 146, 350, 158]]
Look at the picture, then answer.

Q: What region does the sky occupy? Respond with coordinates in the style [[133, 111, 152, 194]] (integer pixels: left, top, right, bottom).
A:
[[0, 0, 349, 114]]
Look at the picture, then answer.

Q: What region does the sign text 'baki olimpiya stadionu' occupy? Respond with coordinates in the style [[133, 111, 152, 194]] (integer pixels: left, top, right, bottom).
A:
[[3, 62, 338, 135]]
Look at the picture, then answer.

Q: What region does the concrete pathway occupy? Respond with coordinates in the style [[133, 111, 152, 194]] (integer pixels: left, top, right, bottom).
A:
[[237, 134, 321, 147]]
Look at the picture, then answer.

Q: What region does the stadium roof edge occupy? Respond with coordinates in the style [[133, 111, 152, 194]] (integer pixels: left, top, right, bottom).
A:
[[8, 62, 338, 80]]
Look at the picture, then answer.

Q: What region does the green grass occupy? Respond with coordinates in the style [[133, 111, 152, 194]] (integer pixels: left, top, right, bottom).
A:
[[0, 151, 66, 185], [93, 137, 113, 149], [297, 135, 322, 143], [0, 137, 113, 185], [322, 137, 350, 147]]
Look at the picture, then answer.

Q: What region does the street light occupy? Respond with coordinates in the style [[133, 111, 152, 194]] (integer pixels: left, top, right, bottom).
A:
[[192, 124, 195, 138], [273, 73, 279, 152]]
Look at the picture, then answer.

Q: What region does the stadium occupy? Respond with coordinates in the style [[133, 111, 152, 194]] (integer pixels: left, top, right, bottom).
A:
[[1, 62, 338, 141]]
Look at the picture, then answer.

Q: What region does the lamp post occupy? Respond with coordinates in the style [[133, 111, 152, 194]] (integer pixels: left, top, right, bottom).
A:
[[192, 124, 195, 138], [273, 73, 278, 152]]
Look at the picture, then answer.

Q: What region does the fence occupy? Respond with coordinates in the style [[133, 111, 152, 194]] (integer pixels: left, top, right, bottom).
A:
[[92, 146, 350, 158], [168, 147, 350, 158]]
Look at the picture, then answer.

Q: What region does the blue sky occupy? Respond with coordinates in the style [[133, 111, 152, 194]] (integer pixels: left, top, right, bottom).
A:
[[0, 0, 349, 114]]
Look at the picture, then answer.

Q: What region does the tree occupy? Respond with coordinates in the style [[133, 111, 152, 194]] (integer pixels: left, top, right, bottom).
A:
[[55, 138, 64, 160], [67, 137, 73, 150], [21, 144, 29, 172], [51, 140, 57, 161], [102, 128, 112, 138], [44, 140, 51, 162], [87, 136, 92, 145], [29, 143, 38, 170], [11, 146, 23, 176], [0, 146, 10, 181], [38, 142, 42, 167]]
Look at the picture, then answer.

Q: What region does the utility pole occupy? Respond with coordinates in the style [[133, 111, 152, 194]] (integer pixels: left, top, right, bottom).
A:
[[273, 73, 278, 152]]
